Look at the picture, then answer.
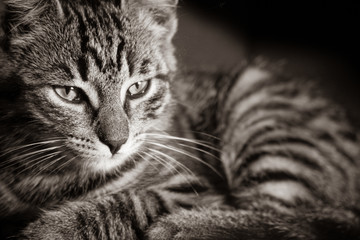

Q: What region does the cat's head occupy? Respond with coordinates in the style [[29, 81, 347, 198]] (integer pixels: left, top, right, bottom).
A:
[[0, 0, 179, 175]]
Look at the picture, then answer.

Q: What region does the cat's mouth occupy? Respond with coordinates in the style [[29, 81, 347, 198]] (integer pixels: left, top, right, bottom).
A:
[[79, 136, 144, 173]]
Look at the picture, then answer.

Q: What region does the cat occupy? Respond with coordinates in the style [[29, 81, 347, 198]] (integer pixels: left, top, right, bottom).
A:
[[0, 0, 360, 239]]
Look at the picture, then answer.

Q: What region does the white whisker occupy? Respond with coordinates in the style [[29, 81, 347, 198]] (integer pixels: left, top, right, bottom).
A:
[[153, 129, 221, 141], [147, 142, 222, 178], [0, 146, 63, 170], [5, 146, 62, 168], [142, 133, 222, 153], [0, 138, 64, 158], [137, 152, 161, 172], [177, 143, 221, 161], [14, 151, 62, 177], [147, 148, 197, 178], [147, 149, 200, 195], [49, 155, 77, 175], [142, 151, 177, 175], [39, 155, 68, 175]]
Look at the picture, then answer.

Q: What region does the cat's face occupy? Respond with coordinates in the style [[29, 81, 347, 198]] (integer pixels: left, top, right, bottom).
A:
[[0, 0, 178, 174]]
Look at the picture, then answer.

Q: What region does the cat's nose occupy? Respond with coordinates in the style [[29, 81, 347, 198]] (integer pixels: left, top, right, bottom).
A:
[[103, 139, 127, 155]]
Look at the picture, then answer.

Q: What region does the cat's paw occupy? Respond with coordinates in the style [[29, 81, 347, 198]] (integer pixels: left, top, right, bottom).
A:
[[20, 197, 139, 240], [20, 209, 78, 240], [20, 201, 101, 240], [146, 209, 237, 240], [146, 212, 198, 240], [146, 217, 182, 240]]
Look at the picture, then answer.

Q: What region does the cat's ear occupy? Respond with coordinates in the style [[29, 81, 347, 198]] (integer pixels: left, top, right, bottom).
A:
[[1, 0, 44, 37], [137, 0, 179, 41], [0, 0, 63, 38], [131, 0, 178, 8], [144, 0, 178, 6]]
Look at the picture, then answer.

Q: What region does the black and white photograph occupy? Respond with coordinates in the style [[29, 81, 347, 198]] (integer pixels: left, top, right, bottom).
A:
[[0, 0, 359, 239]]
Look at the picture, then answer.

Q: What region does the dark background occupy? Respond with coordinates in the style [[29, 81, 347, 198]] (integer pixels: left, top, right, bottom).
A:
[[176, 0, 360, 120]]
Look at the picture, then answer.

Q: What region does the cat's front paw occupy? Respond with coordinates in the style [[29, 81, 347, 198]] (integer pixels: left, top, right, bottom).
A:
[[21, 201, 101, 240], [21, 197, 140, 240], [147, 208, 252, 240], [146, 215, 182, 240], [21, 209, 78, 240], [146, 209, 226, 240]]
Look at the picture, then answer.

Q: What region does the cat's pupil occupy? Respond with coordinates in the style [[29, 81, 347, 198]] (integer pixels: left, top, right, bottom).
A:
[[65, 87, 71, 95]]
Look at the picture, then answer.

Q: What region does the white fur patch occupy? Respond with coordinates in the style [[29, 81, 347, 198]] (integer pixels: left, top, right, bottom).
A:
[[238, 67, 270, 89], [258, 181, 313, 202]]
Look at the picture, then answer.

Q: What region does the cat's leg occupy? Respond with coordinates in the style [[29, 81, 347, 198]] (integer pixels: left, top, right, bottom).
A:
[[20, 191, 158, 240], [20, 189, 184, 240], [20, 175, 218, 240], [146, 206, 360, 240]]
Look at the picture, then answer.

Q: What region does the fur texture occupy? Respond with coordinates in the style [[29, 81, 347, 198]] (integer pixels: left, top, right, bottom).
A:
[[0, 0, 360, 239]]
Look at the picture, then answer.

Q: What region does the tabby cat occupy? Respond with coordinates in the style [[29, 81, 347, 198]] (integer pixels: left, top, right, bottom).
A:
[[0, 0, 360, 239]]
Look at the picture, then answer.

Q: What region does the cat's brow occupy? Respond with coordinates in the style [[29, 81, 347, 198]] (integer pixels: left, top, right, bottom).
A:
[[77, 56, 89, 82], [139, 59, 151, 75], [58, 64, 75, 79], [156, 74, 170, 82]]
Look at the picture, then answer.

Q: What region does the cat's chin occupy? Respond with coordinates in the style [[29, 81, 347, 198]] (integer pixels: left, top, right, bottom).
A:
[[86, 140, 143, 174], [88, 154, 132, 173]]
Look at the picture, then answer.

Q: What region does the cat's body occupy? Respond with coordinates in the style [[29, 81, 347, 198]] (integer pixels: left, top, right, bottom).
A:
[[0, 0, 360, 239]]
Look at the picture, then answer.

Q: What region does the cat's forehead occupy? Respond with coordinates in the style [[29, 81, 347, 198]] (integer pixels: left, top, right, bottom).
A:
[[10, 0, 176, 87], [53, 2, 167, 86]]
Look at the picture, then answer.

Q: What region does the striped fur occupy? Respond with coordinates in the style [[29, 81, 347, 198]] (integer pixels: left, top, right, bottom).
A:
[[147, 64, 360, 239], [0, 0, 360, 239]]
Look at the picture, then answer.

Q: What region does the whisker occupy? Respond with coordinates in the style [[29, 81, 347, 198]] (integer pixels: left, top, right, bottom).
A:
[[147, 148, 197, 178], [147, 149, 200, 195], [0, 146, 63, 169], [49, 155, 77, 175], [147, 142, 223, 178], [137, 152, 161, 172], [177, 143, 221, 161], [13, 151, 62, 177], [142, 151, 177, 175], [0, 139, 65, 158], [142, 133, 222, 153], [39, 155, 68, 175], [5, 146, 62, 164], [153, 129, 221, 141]]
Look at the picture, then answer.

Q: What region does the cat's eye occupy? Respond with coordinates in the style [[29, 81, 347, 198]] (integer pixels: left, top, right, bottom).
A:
[[53, 86, 83, 103], [127, 80, 150, 99]]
